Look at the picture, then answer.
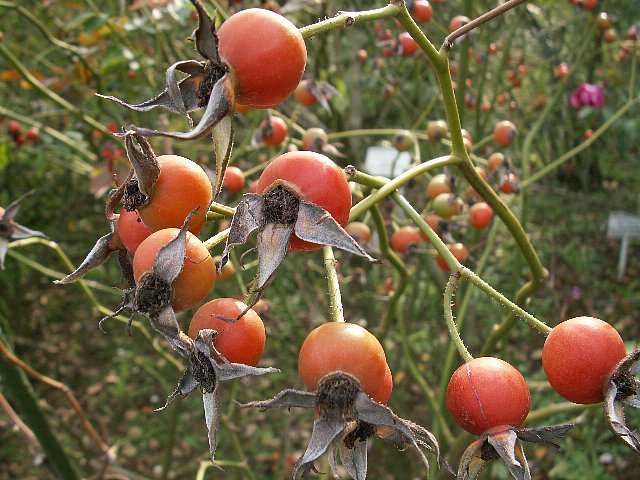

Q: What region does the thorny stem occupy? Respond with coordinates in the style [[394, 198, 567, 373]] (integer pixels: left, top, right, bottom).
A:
[[443, 272, 473, 362], [348, 155, 458, 221], [196, 459, 254, 480], [459, 268, 551, 335], [395, 3, 547, 284], [298, 3, 402, 39], [441, 0, 529, 50], [323, 246, 345, 322]]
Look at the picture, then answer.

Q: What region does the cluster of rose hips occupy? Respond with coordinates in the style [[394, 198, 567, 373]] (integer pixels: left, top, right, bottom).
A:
[[4, 119, 40, 146], [44, 2, 639, 478]]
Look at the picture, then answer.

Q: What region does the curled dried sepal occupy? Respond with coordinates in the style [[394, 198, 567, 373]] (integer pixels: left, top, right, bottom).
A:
[[0, 191, 47, 269], [239, 375, 441, 479], [54, 220, 118, 284], [98, 251, 136, 333], [97, 1, 234, 200], [159, 328, 278, 464], [301, 79, 340, 113], [457, 424, 574, 480], [604, 349, 640, 452], [120, 131, 160, 210], [219, 186, 379, 317]]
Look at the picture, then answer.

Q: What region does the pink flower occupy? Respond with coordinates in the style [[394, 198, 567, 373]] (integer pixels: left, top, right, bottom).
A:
[[570, 83, 605, 109]]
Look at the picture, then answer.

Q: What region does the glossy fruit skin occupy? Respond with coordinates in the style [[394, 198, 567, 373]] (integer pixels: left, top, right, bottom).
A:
[[133, 229, 215, 312], [257, 151, 351, 252], [390, 226, 421, 254], [301, 127, 328, 152], [259, 116, 288, 146], [436, 243, 469, 271], [449, 15, 470, 33], [494, 120, 518, 146], [469, 202, 493, 229], [223, 166, 245, 194], [188, 298, 266, 366], [487, 152, 506, 172], [411, 0, 433, 23], [446, 357, 531, 435], [398, 32, 419, 57], [426, 120, 448, 142], [393, 130, 415, 152], [138, 155, 212, 233], [427, 173, 452, 200], [433, 192, 463, 219], [117, 209, 153, 255], [371, 363, 393, 404], [542, 317, 627, 404], [217, 8, 306, 108], [294, 79, 318, 106], [499, 173, 520, 194], [298, 322, 387, 398]]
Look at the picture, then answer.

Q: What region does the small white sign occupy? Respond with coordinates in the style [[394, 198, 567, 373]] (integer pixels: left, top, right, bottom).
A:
[[607, 212, 640, 238], [364, 146, 412, 179]]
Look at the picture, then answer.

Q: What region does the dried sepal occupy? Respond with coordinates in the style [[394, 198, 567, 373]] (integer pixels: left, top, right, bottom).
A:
[[189, 0, 220, 62], [457, 423, 575, 480], [219, 193, 262, 269], [291, 412, 347, 479], [122, 131, 160, 206], [160, 328, 278, 464], [211, 109, 234, 198], [295, 201, 380, 264], [239, 389, 317, 411], [220, 184, 379, 317], [354, 391, 436, 475], [604, 349, 640, 452], [302, 79, 340, 113], [132, 74, 234, 142], [241, 374, 442, 479], [514, 424, 575, 450], [0, 191, 47, 269], [486, 429, 530, 480], [97, 1, 234, 200], [54, 217, 118, 284], [98, 252, 136, 333]]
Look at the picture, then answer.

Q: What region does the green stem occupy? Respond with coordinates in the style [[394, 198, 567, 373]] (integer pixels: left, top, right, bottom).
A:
[[209, 202, 236, 217], [323, 246, 345, 322], [299, 3, 401, 39], [443, 272, 473, 362], [348, 156, 458, 221], [523, 402, 596, 425], [0, 353, 80, 479], [459, 267, 551, 335]]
